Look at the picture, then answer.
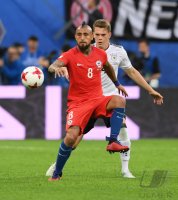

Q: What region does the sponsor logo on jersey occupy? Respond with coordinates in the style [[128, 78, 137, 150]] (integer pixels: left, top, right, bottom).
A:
[[77, 63, 84, 67], [96, 60, 102, 70], [67, 120, 73, 125]]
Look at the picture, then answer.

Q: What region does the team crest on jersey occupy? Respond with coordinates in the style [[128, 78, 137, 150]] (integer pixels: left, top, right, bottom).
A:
[[96, 60, 102, 70], [110, 53, 117, 61]]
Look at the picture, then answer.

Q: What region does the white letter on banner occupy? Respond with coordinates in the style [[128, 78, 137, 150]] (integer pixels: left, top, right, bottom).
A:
[[45, 86, 62, 140], [0, 86, 26, 140], [147, 1, 176, 39], [114, 0, 148, 37], [174, 10, 178, 38]]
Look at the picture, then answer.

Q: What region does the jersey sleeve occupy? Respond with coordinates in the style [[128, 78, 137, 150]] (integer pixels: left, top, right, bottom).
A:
[[152, 57, 160, 73], [57, 51, 70, 66], [119, 47, 132, 70]]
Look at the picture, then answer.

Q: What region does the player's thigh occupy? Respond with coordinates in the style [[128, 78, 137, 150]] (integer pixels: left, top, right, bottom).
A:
[[94, 96, 113, 118], [66, 105, 94, 134]]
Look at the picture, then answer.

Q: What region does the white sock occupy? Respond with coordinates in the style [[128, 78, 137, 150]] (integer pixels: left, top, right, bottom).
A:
[[117, 127, 131, 173]]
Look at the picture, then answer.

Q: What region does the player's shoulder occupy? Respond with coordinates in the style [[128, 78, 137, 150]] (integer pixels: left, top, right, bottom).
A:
[[62, 46, 78, 56], [108, 43, 126, 52], [107, 44, 128, 57], [59, 47, 78, 61], [66, 47, 78, 54]]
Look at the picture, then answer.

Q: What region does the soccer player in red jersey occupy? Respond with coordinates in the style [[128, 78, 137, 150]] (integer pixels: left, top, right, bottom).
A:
[[46, 21, 163, 181], [47, 23, 134, 181]]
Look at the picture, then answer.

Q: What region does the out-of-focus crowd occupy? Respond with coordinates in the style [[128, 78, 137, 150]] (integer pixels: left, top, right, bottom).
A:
[[120, 39, 161, 88], [0, 35, 161, 88], [0, 35, 70, 87]]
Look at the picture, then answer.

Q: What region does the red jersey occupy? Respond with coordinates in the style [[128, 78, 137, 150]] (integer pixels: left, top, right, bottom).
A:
[[58, 46, 107, 104]]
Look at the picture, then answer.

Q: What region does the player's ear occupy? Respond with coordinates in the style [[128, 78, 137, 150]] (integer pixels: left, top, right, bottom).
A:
[[108, 31, 112, 39], [74, 33, 78, 41], [90, 32, 94, 40]]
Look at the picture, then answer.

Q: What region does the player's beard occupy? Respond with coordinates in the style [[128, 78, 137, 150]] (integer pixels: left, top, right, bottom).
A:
[[78, 43, 90, 52]]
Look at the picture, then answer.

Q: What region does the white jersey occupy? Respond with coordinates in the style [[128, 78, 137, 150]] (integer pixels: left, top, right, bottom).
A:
[[101, 44, 132, 96]]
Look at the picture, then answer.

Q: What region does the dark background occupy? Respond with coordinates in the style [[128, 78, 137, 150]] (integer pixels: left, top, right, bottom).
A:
[[0, 86, 177, 139]]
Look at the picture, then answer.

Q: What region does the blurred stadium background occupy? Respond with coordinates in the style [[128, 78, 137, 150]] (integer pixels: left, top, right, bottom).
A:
[[0, 0, 178, 140], [0, 0, 178, 199]]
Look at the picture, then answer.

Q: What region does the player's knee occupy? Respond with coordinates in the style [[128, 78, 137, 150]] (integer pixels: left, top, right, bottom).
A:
[[117, 96, 126, 107], [65, 133, 78, 146], [65, 126, 80, 146], [111, 96, 126, 108]]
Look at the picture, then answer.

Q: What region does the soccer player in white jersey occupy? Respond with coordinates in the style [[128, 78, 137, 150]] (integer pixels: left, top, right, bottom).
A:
[[93, 19, 135, 178], [46, 19, 163, 179]]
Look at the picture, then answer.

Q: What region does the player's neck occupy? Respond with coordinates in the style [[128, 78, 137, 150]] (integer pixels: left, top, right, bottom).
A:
[[104, 43, 110, 51], [96, 43, 109, 51], [77, 46, 92, 56]]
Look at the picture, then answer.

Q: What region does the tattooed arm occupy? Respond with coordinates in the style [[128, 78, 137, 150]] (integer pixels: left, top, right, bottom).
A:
[[48, 60, 65, 73], [48, 60, 69, 79]]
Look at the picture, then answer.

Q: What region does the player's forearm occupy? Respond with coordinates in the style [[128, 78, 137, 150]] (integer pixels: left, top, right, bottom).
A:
[[126, 67, 155, 93], [48, 60, 64, 73]]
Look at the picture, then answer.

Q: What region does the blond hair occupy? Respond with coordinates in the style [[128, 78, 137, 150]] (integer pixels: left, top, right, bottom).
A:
[[93, 19, 111, 32]]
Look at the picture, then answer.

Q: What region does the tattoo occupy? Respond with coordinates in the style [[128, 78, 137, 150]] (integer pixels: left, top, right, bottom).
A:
[[48, 60, 65, 73]]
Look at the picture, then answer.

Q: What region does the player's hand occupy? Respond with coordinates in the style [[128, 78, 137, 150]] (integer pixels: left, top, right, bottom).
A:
[[117, 84, 128, 97], [54, 67, 69, 80], [149, 90, 163, 105]]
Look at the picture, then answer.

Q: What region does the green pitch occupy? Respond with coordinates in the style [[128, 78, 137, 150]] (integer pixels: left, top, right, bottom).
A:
[[0, 139, 177, 200]]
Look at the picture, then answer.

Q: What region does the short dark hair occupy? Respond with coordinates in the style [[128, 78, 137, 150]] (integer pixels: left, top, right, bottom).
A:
[[138, 38, 149, 45], [82, 21, 87, 27], [9, 44, 19, 49], [28, 35, 38, 41], [93, 19, 111, 32], [76, 22, 92, 32], [13, 42, 24, 48]]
